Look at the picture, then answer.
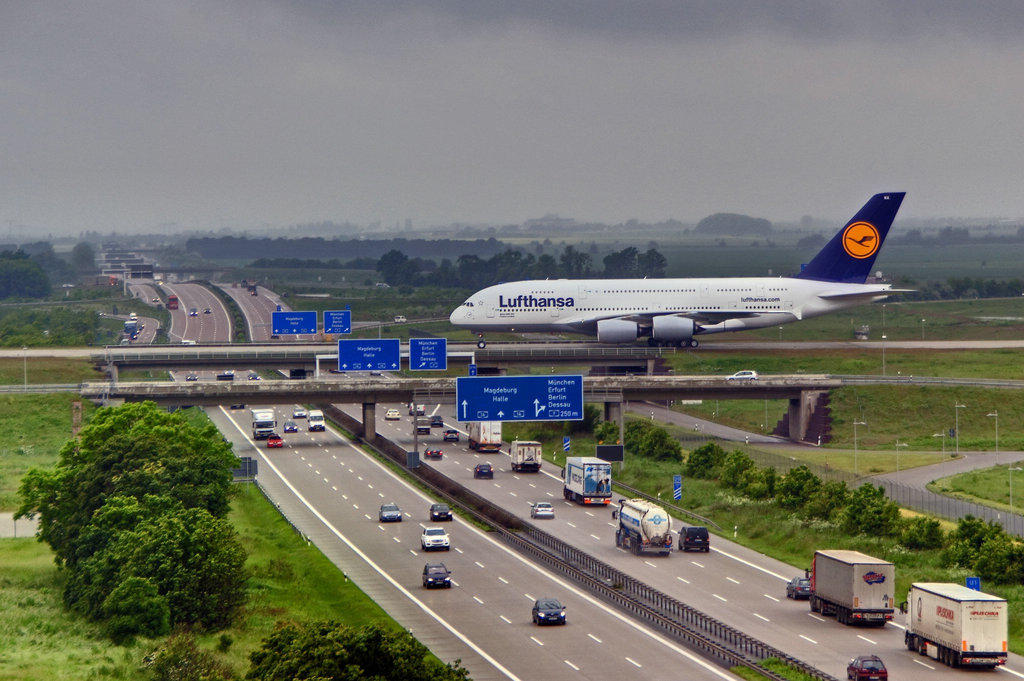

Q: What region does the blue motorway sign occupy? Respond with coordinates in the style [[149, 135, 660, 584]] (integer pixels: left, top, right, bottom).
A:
[[272, 310, 317, 335], [338, 339, 400, 372], [456, 375, 583, 422], [324, 309, 352, 334], [409, 338, 447, 371]]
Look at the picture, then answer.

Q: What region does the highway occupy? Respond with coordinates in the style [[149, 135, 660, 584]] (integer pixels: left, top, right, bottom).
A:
[[347, 400, 1024, 681], [210, 403, 736, 681]]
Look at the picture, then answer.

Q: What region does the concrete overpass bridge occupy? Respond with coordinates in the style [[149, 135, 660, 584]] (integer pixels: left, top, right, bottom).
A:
[[80, 374, 840, 444]]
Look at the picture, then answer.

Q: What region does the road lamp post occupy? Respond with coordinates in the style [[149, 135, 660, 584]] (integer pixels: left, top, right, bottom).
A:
[[954, 403, 966, 455], [22, 346, 27, 390], [881, 335, 887, 376], [895, 441, 908, 483], [853, 420, 866, 476], [920, 318, 926, 340], [932, 432, 946, 455], [988, 411, 999, 467]]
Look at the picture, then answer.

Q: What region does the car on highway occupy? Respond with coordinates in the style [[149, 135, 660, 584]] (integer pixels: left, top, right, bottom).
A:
[[378, 503, 403, 523], [423, 448, 443, 460], [786, 575, 812, 600], [189, 308, 198, 316], [217, 370, 234, 381], [384, 408, 401, 420], [429, 503, 452, 521], [846, 655, 887, 681], [266, 434, 283, 448], [531, 598, 566, 625], [680, 526, 710, 552], [726, 370, 759, 381], [473, 463, 493, 479], [443, 428, 460, 442], [530, 501, 555, 519], [422, 562, 451, 588], [292, 407, 307, 419], [185, 372, 198, 382], [247, 372, 261, 381], [151, 297, 159, 303], [282, 420, 298, 433], [429, 414, 444, 428], [203, 307, 211, 314], [420, 526, 450, 551], [230, 402, 246, 409]]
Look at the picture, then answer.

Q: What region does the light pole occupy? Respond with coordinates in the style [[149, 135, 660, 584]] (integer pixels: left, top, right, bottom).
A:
[[895, 441, 908, 482], [932, 432, 946, 455], [954, 403, 966, 455], [920, 318, 926, 340], [22, 346, 27, 390], [853, 420, 866, 476], [881, 335, 887, 376], [988, 411, 999, 467]]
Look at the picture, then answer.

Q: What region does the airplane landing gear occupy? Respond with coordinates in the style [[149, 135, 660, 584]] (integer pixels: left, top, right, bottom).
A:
[[476, 335, 486, 349]]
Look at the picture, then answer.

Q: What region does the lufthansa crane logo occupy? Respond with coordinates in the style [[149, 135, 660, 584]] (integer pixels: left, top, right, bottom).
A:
[[842, 222, 880, 259]]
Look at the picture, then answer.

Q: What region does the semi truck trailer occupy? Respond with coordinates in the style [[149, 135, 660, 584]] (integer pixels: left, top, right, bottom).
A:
[[467, 421, 502, 452], [810, 549, 894, 626], [903, 582, 1007, 669], [562, 457, 612, 505], [613, 498, 673, 555], [509, 440, 542, 472]]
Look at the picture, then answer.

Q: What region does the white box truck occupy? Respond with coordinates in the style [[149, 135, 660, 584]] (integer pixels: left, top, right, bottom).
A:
[[810, 549, 894, 626], [250, 409, 277, 440], [467, 421, 502, 452], [307, 409, 326, 432], [509, 440, 542, 472], [903, 582, 1007, 668], [613, 498, 673, 555], [562, 457, 612, 505]]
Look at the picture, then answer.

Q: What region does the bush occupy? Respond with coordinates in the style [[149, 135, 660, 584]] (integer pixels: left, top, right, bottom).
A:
[[102, 576, 170, 643], [684, 442, 726, 479], [900, 517, 945, 550]]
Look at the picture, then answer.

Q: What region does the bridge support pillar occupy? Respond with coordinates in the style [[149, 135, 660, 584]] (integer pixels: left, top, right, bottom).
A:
[[362, 403, 376, 444], [604, 401, 624, 447], [787, 391, 821, 443]]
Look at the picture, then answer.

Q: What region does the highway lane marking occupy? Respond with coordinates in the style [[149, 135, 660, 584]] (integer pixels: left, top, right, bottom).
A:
[[392, 536, 401, 544], [567, 522, 577, 528], [341, 494, 348, 500], [530, 636, 544, 646], [677, 576, 690, 584], [500, 615, 511, 624], [625, 657, 642, 668], [590, 534, 601, 541], [588, 633, 602, 643], [644, 560, 658, 568], [475, 561, 486, 569], [498, 577, 509, 584], [713, 594, 727, 602], [808, 614, 825, 622], [564, 660, 579, 671], [332, 486, 337, 491], [585, 511, 594, 517], [912, 659, 935, 670], [726, 577, 740, 584], [525, 593, 535, 601], [763, 594, 779, 602], [473, 596, 484, 604], [690, 561, 705, 568], [509, 492, 518, 497], [799, 634, 817, 644], [754, 613, 770, 622], [856, 635, 876, 645], [528, 483, 536, 488], [711, 545, 790, 582]]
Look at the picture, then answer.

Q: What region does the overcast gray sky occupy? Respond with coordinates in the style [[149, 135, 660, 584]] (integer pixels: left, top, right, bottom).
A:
[[4, 1, 1024, 236]]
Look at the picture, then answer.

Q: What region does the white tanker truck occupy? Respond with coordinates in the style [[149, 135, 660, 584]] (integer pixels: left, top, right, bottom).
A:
[[612, 498, 674, 556]]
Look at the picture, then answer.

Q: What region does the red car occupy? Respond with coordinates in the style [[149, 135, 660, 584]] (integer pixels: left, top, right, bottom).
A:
[[423, 449, 443, 460], [847, 655, 886, 681], [266, 434, 284, 448]]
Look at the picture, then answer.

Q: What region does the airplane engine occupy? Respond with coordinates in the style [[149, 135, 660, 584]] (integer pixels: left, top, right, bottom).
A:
[[597, 318, 638, 344], [652, 316, 695, 343]]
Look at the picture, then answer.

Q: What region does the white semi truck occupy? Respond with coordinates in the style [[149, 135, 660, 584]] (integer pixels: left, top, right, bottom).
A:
[[307, 409, 325, 432], [467, 421, 502, 452], [809, 549, 894, 626], [562, 457, 612, 505], [509, 440, 542, 472], [250, 409, 277, 440], [613, 498, 673, 555], [903, 582, 1007, 669]]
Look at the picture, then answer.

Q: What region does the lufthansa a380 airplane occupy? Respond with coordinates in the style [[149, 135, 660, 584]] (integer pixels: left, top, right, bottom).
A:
[[449, 193, 906, 348]]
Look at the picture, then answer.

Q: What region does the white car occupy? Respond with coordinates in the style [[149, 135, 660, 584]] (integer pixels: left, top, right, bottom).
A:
[[384, 408, 401, 420], [420, 527, 450, 552], [726, 370, 759, 381], [530, 501, 555, 519], [292, 408, 308, 419]]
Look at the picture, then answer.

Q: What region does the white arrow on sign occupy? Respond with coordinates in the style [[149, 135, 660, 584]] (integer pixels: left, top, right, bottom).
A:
[[534, 399, 546, 417]]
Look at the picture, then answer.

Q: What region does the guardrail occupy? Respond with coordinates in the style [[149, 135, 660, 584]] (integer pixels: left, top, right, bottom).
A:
[[316, 404, 838, 681]]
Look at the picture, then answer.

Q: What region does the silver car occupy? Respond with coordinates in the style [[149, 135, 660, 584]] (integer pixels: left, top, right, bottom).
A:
[[530, 501, 555, 519]]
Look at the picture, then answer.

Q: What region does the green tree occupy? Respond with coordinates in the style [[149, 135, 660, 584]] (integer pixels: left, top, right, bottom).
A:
[[900, 516, 945, 550], [802, 480, 849, 521], [594, 421, 620, 444], [147, 631, 236, 681], [720, 450, 755, 489], [942, 515, 1003, 569], [70, 242, 96, 272], [684, 442, 726, 479], [102, 576, 171, 643], [775, 466, 821, 511], [638, 427, 683, 463], [840, 484, 901, 537], [246, 621, 470, 681]]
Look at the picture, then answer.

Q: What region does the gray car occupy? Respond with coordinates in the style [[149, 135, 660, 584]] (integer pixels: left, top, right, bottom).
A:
[[378, 503, 402, 522]]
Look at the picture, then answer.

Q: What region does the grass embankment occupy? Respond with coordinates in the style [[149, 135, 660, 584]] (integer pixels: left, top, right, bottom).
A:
[[930, 464, 1024, 515], [0, 484, 393, 681]]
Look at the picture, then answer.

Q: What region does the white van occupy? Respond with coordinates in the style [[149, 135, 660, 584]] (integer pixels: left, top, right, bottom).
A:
[[394, 315, 407, 323], [307, 410, 326, 432]]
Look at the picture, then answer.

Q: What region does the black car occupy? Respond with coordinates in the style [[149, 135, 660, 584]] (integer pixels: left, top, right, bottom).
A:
[[680, 526, 710, 552], [203, 307, 211, 314], [378, 503, 402, 523], [422, 563, 451, 589], [429, 503, 453, 521], [531, 598, 566, 625], [423, 448, 443, 460], [786, 576, 812, 599], [443, 429, 460, 442], [473, 463, 494, 479], [429, 414, 444, 428], [185, 372, 198, 382]]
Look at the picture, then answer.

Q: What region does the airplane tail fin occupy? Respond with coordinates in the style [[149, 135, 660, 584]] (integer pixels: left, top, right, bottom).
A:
[[795, 192, 905, 283]]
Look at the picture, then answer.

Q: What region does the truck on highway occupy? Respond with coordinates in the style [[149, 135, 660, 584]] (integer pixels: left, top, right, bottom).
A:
[[415, 417, 431, 435], [251, 409, 277, 440], [166, 294, 179, 310], [123, 319, 138, 338], [613, 498, 673, 555], [902, 582, 1007, 669], [509, 440, 542, 472], [307, 409, 325, 432], [562, 457, 612, 505], [810, 549, 894, 626], [467, 421, 502, 452]]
